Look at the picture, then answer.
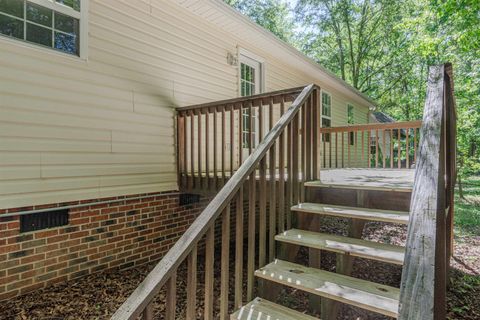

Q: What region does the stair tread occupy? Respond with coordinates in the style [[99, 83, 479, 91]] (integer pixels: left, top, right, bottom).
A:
[[292, 202, 409, 224], [231, 297, 319, 320], [304, 179, 412, 192], [276, 229, 405, 265], [255, 260, 400, 318]]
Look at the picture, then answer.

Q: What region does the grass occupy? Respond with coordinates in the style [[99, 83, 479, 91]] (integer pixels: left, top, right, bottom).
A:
[[455, 176, 480, 235]]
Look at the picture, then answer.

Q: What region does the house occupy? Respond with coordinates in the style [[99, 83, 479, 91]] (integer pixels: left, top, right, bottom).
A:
[[0, 1, 456, 319], [0, 0, 372, 301]]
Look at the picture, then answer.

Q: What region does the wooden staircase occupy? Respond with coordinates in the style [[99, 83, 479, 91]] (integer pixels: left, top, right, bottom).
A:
[[112, 64, 456, 320], [232, 179, 411, 319]]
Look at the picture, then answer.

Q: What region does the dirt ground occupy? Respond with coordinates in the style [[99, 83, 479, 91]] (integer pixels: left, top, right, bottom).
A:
[[0, 219, 478, 320]]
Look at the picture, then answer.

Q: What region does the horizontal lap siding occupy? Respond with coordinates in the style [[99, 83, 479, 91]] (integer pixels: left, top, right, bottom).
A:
[[0, 0, 370, 209]]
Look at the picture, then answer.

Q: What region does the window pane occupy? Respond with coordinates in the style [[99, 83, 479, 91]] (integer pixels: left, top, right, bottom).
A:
[[348, 105, 354, 124], [241, 63, 245, 80], [55, 12, 78, 34], [0, 0, 23, 18], [56, 0, 80, 12], [54, 31, 78, 55], [322, 104, 330, 117], [322, 118, 331, 128], [26, 23, 52, 47], [27, 2, 52, 27], [0, 13, 23, 39]]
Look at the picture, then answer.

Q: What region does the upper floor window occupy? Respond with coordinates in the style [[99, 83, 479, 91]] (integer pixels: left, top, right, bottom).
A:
[[347, 104, 355, 145], [321, 91, 332, 142], [0, 0, 84, 56]]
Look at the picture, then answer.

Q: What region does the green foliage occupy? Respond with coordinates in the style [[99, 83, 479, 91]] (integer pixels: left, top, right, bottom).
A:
[[455, 176, 480, 235], [224, 0, 295, 43], [225, 0, 480, 176]]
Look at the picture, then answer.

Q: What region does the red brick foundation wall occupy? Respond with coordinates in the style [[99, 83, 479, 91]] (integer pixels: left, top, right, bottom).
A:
[[0, 191, 208, 301]]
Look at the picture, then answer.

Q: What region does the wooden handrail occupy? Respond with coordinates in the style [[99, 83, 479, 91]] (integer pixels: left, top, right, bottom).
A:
[[111, 84, 319, 320], [398, 63, 456, 319], [318, 120, 422, 133], [177, 86, 305, 113]]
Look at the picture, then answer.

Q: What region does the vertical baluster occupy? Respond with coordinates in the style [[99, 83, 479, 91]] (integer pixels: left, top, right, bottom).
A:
[[205, 111, 210, 190], [406, 128, 410, 168], [268, 98, 276, 262], [348, 130, 351, 167], [322, 130, 326, 168], [230, 105, 235, 176], [382, 129, 386, 168], [414, 128, 417, 165], [197, 110, 202, 188], [397, 128, 401, 168], [342, 131, 345, 168], [222, 107, 226, 185], [239, 103, 243, 168], [190, 111, 195, 189], [292, 114, 300, 207], [143, 302, 154, 320], [259, 105, 267, 268], [213, 108, 218, 189], [220, 206, 230, 320], [390, 129, 394, 168], [375, 129, 379, 168], [306, 98, 312, 180], [278, 99, 286, 232], [178, 112, 185, 189], [287, 120, 293, 229], [354, 131, 358, 167], [166, 271, 177, 320], [249, 102, 253, 155], [235, 187, 244, 308], [301, 103, 306, 185], [312, 89, 319, 180], [367, 130, 372, 168], [335, 132, 338, 168], [247, 172, 256, 302], [204, 227, 214, 320], [329, 127, 332, 168], [186, 246, 197, 320], [362, 131, 365, 167]]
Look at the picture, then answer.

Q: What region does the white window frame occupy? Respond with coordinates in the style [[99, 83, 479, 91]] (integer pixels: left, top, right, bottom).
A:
[[321, 90, 332, 142], [238, 47, 265, 150], [0, 0, 88, 60]]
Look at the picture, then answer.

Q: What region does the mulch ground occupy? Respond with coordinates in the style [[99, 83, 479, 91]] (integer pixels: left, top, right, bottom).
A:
[[0, 218, 479, 320]]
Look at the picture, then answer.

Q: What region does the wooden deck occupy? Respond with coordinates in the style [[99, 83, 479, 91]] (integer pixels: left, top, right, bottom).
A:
[[311, 168, 415, 192]]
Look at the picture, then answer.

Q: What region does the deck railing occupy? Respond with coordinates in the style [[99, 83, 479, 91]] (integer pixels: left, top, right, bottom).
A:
[[398, 63, 456, 319], [176, 86, 311, 193], [319, 121, 422, 169], [111, 84, 320, 320]]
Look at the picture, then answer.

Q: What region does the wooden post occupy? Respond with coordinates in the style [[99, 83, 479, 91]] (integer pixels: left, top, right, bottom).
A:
[[399, 64, 447, 320], [186, 246, 197, 320], [166, 272, 177, 320], [204, 227, 214, 320], [234, 188, 244, 309], [247, 172, 256, 302], [220, 206, 230, 320]]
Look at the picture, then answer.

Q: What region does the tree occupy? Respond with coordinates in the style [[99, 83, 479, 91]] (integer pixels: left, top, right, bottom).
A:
[[226, 0, 480, 176], [224, 0, 295, 43]]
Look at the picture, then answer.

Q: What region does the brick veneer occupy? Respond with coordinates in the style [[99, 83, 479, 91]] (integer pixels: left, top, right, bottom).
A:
[[0, 191, 208, 301]]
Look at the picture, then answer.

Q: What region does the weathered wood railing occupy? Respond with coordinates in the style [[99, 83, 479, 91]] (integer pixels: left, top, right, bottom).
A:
[[111, 84, 320, 319], [319, 121, 422, 169], [176, 86, 310, 193], [398, 63, 456, 319]]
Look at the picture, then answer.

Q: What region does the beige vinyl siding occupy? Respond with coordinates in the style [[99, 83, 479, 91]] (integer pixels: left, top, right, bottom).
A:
[[0, 0, 371, 209]]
